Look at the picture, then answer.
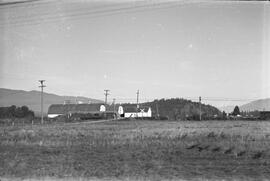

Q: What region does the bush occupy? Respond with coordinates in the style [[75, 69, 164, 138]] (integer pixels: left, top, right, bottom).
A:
[[0, 105, 35, 119]]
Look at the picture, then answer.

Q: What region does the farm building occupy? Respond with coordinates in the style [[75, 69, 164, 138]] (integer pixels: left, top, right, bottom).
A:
[[48, 103, 152, 119], [123, 105, 152, 118], [47, 103, 107, 118], [260, 111, 270, 120]]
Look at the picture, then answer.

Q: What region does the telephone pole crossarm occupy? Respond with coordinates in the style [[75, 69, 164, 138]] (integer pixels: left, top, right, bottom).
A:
[[38, 80, 46, 124]]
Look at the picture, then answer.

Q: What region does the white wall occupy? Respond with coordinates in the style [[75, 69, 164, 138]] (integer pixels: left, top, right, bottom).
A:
[[124, 113, 136, 118], [118, 106, 124, 115], [147, 108, 152, 117], [48, 114, 62, 118], [124, 108, 152, 118], [100, 105, 106, 112]]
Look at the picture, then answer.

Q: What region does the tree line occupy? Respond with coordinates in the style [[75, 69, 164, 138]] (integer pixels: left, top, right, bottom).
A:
[[140, 98, 221, 120], [230, 105, 260, 118], [0, 105, 34, 119]]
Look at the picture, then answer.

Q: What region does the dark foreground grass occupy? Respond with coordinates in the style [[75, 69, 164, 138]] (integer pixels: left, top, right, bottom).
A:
[[0, 120, 270, 180]]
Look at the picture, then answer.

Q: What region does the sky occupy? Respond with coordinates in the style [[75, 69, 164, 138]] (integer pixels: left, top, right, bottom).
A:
[[0, 0, 269, 107]]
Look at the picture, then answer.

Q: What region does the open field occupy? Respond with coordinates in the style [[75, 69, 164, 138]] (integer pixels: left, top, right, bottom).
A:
[[1, 120, 270, 181]]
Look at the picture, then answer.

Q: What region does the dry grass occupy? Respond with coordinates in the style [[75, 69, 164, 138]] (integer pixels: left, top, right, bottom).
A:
[[0, 120, 270, 180]]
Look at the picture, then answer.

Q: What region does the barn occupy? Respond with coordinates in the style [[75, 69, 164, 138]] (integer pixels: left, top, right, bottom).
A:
[[123, 105, 152, 118], [48, 103, 152, 120], [47, 103, 107, 118]]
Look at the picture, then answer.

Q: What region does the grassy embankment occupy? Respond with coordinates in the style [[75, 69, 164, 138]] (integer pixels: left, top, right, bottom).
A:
[[0, 120, 270, 180]]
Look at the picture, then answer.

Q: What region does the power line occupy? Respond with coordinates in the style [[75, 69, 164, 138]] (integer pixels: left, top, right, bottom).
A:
[[1, 1, 174, 26], [0, 0, 128, 9], [0, 0, 41, 7], [4, 94, 255, 103], [102, 97, 262, 102], [0, 0, 198, 27], [1, 0, 261, 28], [0, 1, 126, 26], [0, 1, 127, 21]]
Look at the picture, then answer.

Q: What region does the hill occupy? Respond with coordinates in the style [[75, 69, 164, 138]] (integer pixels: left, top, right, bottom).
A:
[[120, 98, 221, 120], [218, 105, 235, 113], [0, 88, 103, 116], [240, 98, 270, 111]]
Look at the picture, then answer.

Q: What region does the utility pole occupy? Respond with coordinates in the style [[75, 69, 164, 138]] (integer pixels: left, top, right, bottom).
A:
[[136, 90, 139, 118], [113, 98, 116, 119], [156, 101, 159, 119], [39, 80, 46, 124], [113, 98, 116, 112], [136, 90, 139, 109], [104, 89, 110, 104], [199, 96, 202, 121]]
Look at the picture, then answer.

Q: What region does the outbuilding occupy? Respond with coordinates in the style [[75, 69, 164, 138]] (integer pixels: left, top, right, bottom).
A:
[[123, 106, 152, 118], [47, 103, 106, 118]]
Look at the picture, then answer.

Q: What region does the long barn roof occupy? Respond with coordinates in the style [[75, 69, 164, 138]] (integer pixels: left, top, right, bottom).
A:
[[48, 103, 105, 114], [122, 105, 151, 113]]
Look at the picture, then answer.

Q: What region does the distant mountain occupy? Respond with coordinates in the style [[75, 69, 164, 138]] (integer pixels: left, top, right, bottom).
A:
[[240, 98, 270, 112], [218, 105, 235, 113], [0, 88, 103, 116]]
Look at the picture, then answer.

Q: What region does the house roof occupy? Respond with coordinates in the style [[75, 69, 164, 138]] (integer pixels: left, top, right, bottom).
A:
[[139, 107, 151, 112], [122, 105, 151, 113], [124, 106, 138, 113], [48, 103, 105, 114]]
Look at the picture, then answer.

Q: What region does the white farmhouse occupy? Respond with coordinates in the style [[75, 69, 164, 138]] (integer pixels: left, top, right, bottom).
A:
[[123, 106, 152, 118]]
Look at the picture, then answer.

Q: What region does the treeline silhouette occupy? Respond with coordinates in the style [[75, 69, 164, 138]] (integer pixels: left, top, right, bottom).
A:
[[145, 98, 221, 120], [121, 98, 221, 120], [0, 105, 34, 119]]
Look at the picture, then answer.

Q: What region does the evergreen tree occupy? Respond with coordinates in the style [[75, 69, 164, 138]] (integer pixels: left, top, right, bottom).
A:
[[232, 106, 240, 116], [222, 111, 227, 119]]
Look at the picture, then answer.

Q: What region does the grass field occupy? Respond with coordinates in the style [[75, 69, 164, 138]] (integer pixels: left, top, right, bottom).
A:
[[1, 120, 270, 181]]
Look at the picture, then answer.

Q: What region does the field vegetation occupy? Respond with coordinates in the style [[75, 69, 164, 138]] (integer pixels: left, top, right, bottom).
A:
[[0, 120, 270, 180]]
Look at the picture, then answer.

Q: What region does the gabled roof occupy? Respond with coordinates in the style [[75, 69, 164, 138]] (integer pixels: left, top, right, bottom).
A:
[[48, 103, 105, 114], [122, 105, 151, 113], [138, 107, 151, 112], [124, 106, 138, 113]]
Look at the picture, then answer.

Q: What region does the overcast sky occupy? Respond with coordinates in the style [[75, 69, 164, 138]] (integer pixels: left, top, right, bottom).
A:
[[0, 0, 269, 107]]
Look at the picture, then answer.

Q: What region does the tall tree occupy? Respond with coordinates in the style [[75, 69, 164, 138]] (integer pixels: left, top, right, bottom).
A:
[[232, 106, 240, 116], [222, 111, 227, 119]]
